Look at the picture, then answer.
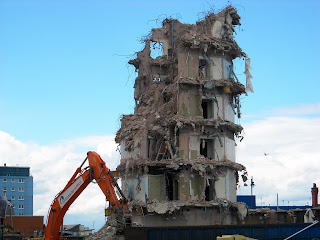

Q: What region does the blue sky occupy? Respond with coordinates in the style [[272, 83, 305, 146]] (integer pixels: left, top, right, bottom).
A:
[[1, 0, 319, 144], [1, 0, 320, 231]]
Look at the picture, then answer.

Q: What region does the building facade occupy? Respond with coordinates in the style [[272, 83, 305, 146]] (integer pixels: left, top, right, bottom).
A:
[[63, 224, 94, 237], [116, 6, 250, 227], [0, 165, 33, 215]]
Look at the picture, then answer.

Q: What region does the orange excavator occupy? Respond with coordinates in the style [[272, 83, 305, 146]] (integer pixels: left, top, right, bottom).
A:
[[44, 151, 128, 240]]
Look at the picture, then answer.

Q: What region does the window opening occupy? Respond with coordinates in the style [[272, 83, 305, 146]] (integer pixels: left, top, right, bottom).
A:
[[205, 178, 215, 201], [200, 139, 214, 159], [166, 173, 179, 201], [202, 101, 208, 118], [150, 42, 163, 59], [199, 59, 208, 77], [202, 99, 213, 119], [156, 140, 174, 160], [203, 92, 220, 118]]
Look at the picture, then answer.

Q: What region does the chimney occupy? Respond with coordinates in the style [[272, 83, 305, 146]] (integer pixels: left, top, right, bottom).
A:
[[311, 183, 318, 207]]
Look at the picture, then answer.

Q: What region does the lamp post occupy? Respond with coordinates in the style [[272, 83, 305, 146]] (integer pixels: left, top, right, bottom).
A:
[[250, 177, 255, 209]]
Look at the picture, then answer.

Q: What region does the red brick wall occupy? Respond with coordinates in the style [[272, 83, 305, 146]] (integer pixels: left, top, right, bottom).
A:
[[4, 216, 44, 237]]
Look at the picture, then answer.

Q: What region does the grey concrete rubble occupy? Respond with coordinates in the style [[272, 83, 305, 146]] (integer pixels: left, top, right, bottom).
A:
[[113, 5, 252, 227], [87, 220, 124, 240], [87, 225, 117, 240]]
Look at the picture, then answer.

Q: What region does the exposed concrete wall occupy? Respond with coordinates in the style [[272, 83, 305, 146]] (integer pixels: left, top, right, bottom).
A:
[[215, 176, 226, 199], [190, 174, 205, 201], [179, 171, 190, 201], [228, 169, 237, 202], [214, 169, 237, 202], [225, 137, 236, 162], [225, 95, 235, 122], [124, 175, 149, 202], [120, 141, 138, 160], [122, 171, 148, 201], [178, 132, 189, 159], [188, 50, 199, 78], [130, 206, 238, 227], [215, 95, 224, 119], [189, 135, 199, 160], [149, 175, 166, 201], [210, 57, 223, 80]]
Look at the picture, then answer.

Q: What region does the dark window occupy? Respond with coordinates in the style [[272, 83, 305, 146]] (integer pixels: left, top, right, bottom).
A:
[[167, 173, 179, 201], [205, 179, 215, 201], [200, 140, 208, 157], [201, 99, 213, 119], [200, 139, 214, 159]]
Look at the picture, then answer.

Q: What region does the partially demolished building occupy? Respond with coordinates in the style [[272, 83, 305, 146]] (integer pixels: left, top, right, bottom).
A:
[[116, 6, 252, 227]]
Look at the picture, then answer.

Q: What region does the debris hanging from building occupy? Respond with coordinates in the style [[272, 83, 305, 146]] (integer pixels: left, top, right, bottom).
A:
[[115, 5, 251, 227]]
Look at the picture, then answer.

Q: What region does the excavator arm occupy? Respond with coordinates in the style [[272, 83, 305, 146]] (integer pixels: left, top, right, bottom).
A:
[[44, 151, 128, 240]]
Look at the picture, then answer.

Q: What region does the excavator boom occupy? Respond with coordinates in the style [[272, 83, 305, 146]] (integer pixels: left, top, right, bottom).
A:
[[44, 151, 128, 240]]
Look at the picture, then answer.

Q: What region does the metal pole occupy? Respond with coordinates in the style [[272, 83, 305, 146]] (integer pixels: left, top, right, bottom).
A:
[[284, 220, 319, 240], [250, 177, 254, 209], [108, 170, 126, 200]]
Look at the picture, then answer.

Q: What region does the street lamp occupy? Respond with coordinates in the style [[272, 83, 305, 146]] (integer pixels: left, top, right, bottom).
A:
[[250, 177, 255, 209]]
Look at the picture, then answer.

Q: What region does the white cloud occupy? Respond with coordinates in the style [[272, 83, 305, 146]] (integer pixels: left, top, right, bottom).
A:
[[237, 112, 320, 207], [0, 131, 120, 230], [271, 102, 320, 116], [243, 102, 320, 121]]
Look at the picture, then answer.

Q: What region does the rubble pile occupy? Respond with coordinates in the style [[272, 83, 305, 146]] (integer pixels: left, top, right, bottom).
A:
[[88, 219, 124, 240]]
